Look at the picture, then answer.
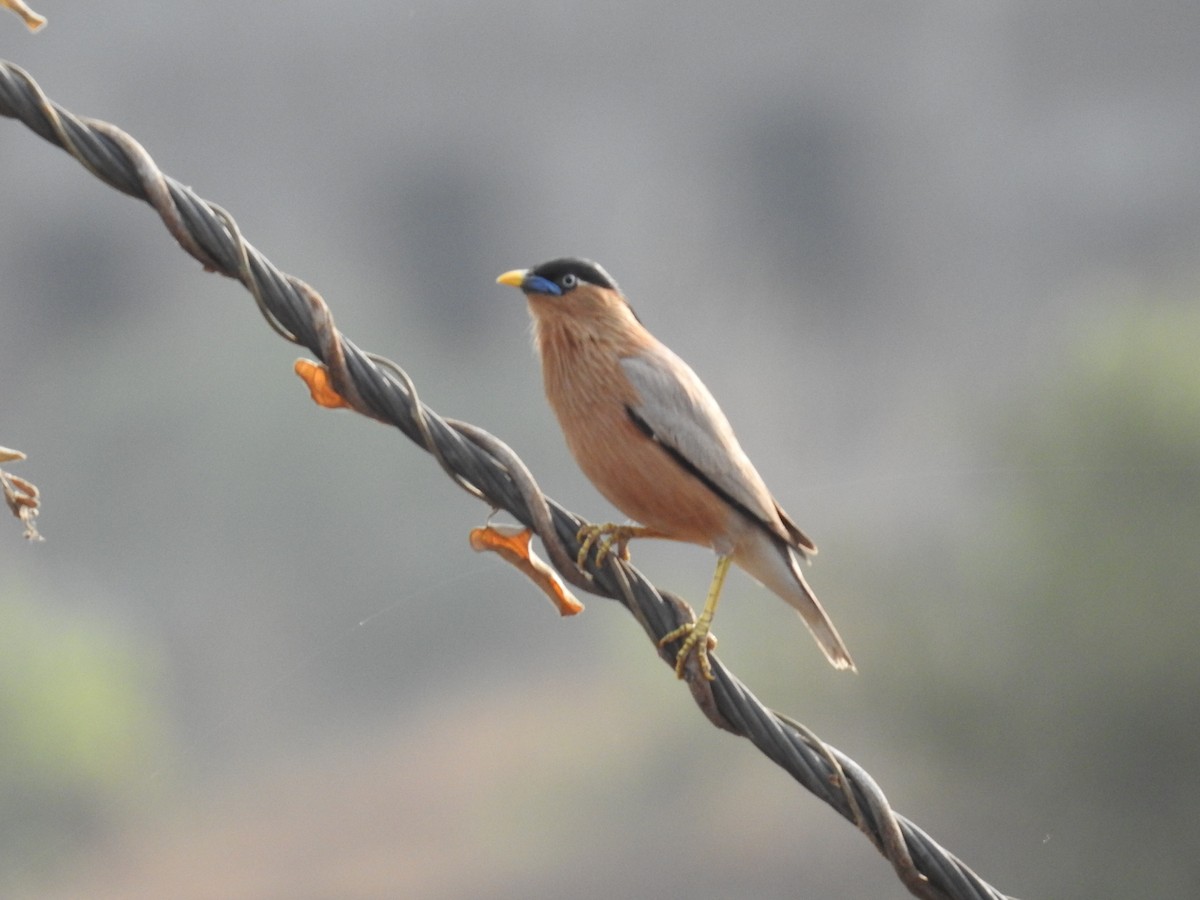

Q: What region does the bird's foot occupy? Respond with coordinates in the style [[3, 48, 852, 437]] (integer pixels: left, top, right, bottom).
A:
[[575, 523, 646, 569], [659, 612, 718, 681]]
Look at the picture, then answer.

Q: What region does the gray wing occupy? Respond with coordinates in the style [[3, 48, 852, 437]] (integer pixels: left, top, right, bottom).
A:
[[620, 348, 792, 543]]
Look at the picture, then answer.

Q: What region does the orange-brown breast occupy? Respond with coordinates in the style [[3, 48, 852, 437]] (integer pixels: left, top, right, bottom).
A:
[[530, 295, 741, 550]]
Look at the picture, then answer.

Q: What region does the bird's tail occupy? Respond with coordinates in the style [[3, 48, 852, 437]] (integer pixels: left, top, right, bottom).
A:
[[736, 537, 856, 672]]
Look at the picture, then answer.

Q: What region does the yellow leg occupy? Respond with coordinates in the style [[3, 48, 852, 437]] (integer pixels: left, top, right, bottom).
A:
[[575, 523, 659, 568], [659, 554, 731, 681]]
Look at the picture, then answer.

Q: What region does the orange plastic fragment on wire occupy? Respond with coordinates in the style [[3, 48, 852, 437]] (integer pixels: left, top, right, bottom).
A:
[[470, 524, 584, 617], [1, 0, 46, 31], [294, 359, 349, 409]]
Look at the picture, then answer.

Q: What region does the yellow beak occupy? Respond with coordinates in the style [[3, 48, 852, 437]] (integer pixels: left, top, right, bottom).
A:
[[496, 269, 528, 288]]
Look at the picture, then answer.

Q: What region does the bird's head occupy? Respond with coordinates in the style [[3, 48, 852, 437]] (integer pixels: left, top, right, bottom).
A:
[[496, 257, 642, 329]]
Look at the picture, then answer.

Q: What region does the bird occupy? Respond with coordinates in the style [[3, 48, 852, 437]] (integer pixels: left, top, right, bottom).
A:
[[497, 257, 854, 679]]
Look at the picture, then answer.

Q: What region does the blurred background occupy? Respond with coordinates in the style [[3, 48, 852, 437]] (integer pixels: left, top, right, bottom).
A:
[[2, 2, 1199, 897]]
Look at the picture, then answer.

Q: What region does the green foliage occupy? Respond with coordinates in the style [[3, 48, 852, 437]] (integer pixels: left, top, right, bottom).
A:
[[966, 299, 1200, 897], [1012, 302, 1200, 673], [856, 298, 1200, 898], [0, 591, 169, 883]]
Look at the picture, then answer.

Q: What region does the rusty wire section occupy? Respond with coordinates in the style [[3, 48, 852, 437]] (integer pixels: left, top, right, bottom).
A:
[[0, 60, 1018, 900]]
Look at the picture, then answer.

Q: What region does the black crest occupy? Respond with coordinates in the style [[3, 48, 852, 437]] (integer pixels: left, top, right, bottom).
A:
[[528, 257, 621, 293]]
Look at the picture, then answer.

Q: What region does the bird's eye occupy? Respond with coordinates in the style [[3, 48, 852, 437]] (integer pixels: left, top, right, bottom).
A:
[[560, 273, 578, 290]]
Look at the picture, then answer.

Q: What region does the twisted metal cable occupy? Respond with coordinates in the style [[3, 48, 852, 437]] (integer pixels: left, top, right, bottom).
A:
[[1, 59, 1019, 900]]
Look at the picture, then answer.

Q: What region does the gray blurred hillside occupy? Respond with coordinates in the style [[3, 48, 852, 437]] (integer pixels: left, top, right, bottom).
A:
[[2, 3, 1199, 898]]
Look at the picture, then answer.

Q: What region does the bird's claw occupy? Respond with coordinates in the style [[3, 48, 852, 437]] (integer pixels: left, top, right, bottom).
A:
[[575, 523, 637, 569], [659, 617, 718, 681]]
